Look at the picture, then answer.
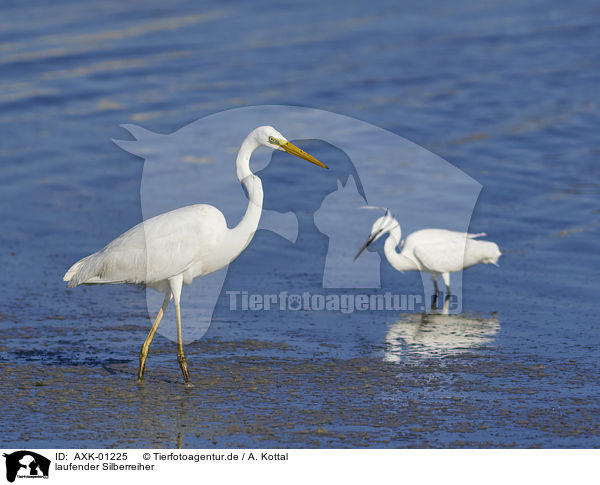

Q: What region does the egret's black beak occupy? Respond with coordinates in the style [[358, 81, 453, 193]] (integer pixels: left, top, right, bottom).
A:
[[354, 229, 382, 261]]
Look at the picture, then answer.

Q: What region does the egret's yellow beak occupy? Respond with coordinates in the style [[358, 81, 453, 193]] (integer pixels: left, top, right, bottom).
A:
[[280, 140, 328, 169]]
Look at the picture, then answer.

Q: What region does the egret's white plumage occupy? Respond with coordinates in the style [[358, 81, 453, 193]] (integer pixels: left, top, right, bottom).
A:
[[64, 205, 229, 290], [64, 126, 328, 384], [354, 210, 501, 298]]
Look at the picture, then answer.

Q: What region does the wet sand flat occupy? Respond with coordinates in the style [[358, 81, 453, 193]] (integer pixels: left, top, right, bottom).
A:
[[2, 333, 599, 448]]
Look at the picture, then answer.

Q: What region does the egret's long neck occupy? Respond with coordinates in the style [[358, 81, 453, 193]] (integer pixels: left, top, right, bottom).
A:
[[384, 223, 419, 272], [229, 134, 264, 257]]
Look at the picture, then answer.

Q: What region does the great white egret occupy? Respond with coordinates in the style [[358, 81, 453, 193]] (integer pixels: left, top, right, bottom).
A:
[[64, 126, 328, 385], [354, 209, 501, 300]]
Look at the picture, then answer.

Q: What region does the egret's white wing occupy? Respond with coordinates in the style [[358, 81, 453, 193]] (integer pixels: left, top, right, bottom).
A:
[[142, 204, 228, 282], [65, 204, 227, 286], [412, 237, 471, 274], [413, 236, 500, 274]]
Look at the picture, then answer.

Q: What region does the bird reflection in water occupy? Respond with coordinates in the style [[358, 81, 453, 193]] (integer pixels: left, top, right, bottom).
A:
[[384, 299, 499, 362]]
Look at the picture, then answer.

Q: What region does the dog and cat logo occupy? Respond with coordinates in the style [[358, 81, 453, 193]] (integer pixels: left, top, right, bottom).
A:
[[3, 451, 50, 482]]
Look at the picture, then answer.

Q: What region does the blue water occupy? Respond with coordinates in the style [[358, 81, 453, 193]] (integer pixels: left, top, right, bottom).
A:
[[1, 0, 599, 448]]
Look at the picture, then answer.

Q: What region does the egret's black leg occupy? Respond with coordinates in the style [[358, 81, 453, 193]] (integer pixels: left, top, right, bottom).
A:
[[431, 275, 440, 311]]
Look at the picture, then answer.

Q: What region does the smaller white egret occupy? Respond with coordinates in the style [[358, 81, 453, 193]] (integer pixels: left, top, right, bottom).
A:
[[354, 209, 501, 299], [64, 126, 328, 385]]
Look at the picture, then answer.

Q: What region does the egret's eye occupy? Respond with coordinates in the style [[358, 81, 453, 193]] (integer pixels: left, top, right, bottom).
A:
[[268, 136, 280, 145]]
